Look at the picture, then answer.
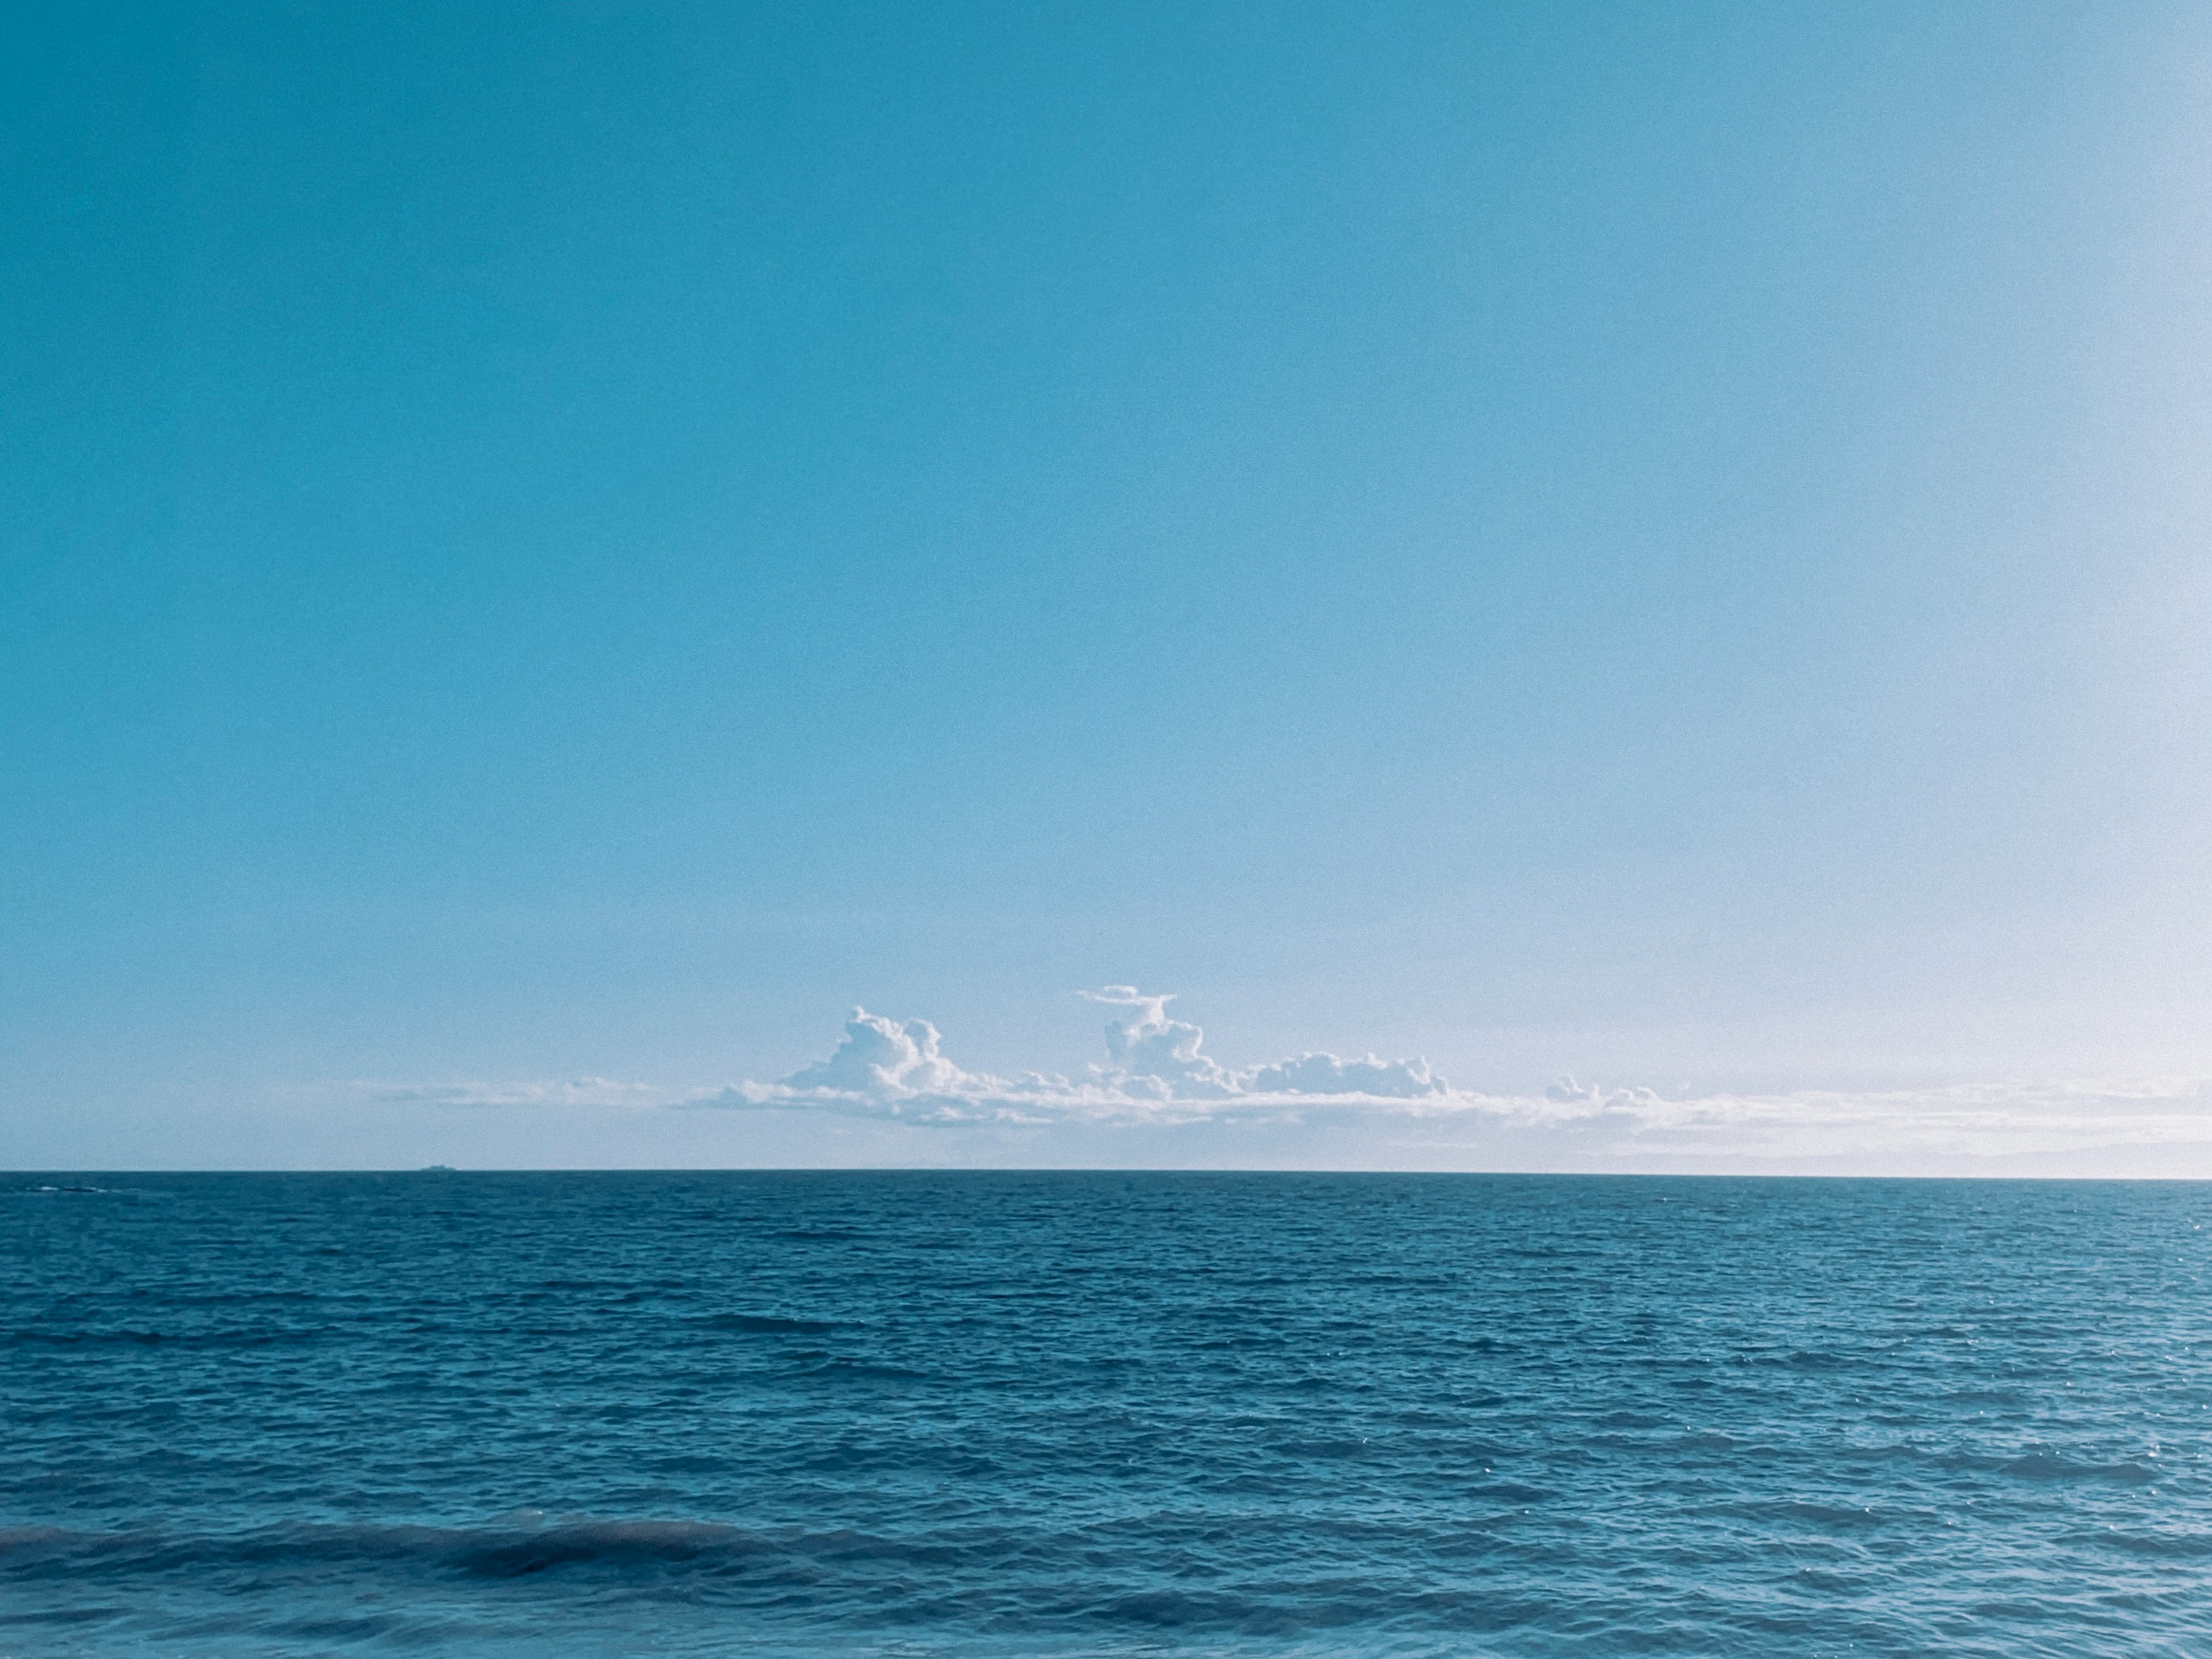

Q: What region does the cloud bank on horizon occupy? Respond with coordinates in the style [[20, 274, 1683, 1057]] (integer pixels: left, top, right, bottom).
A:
[[321, 987, 2212, 1173], [671, 990, 2212, 1169]]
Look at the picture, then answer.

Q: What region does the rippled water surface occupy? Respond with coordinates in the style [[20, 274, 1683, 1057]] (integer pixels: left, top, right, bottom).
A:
[[5, 1172, 2210, 1657]]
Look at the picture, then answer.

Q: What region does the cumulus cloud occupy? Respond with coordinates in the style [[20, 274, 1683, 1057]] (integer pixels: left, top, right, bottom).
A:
[[781, 1010, 973, 1099], [1079, 986, 1249, 1098], [1081, 985, 1452, 1101], [686, 988, 1456, 1123], [689, 1006, 1085, 1124]]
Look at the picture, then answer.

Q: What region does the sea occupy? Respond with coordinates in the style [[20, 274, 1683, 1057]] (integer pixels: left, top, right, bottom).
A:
[[5, 1172, 2209, 1658]]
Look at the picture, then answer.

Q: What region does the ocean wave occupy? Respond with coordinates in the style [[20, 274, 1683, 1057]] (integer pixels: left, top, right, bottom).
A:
[[1999, 1450, 2158, 1486], [690, 1313, 842, 1335], [2072, 1528, 2212, 1559], [0, 1518, 772, 1581], [3, 1326, 327, 1348]]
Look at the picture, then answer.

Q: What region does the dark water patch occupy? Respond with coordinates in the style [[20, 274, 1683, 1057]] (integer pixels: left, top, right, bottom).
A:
[[0, 1520, 772, 1582], [2001, 1451, 2157, 1486], [1707, 1498, 1893, 1529], [693, 1313, 841, 1335], [451, 1520, 752, 1577], [2073, 1528, 2212, 1558], [792, 1356, 933, 1382], [5, 1326, 327, 1348]]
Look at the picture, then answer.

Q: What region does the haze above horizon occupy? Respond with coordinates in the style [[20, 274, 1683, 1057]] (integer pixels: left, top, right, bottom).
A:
[[6, 2, 2210, 1174]]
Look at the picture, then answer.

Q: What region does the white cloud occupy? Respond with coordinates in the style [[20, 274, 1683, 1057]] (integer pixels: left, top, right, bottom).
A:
[[1249, 1051, 1448, 1099], [1081, 986, 1244, 1097], [686, 987, 1457, 1123], [780, 1009, 974, 1099], [687, 1006, 1086, 1124]]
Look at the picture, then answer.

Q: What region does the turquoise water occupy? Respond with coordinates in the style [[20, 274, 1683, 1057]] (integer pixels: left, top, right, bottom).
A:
[[5, 1172, 2210, 1656]]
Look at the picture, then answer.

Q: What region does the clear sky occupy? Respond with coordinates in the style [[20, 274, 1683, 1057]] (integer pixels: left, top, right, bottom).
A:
[[6, 2, 2210, 1173]]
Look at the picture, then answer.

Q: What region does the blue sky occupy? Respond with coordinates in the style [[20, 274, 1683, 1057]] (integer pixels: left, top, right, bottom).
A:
[[6, 2, 2210, 1172]]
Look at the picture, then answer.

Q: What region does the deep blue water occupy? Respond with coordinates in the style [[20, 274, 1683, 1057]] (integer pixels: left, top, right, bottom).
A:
[[5, 1172, 2210, 1657]]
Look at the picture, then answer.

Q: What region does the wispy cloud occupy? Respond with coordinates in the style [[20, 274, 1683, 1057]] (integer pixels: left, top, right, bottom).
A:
[[355, 1077, 667, 1108], [1557, 1074, 2212, 1163]]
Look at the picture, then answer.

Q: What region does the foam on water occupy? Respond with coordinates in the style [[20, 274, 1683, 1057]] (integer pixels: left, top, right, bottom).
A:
[[4, 1172, 2209, 1656]]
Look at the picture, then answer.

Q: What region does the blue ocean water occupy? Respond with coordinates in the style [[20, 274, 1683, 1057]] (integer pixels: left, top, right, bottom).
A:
[[5, 1172, 2209, 1658]]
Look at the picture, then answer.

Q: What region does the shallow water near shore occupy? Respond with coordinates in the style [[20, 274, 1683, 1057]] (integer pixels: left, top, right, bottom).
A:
[[6, 1171, 2210, 1657]]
